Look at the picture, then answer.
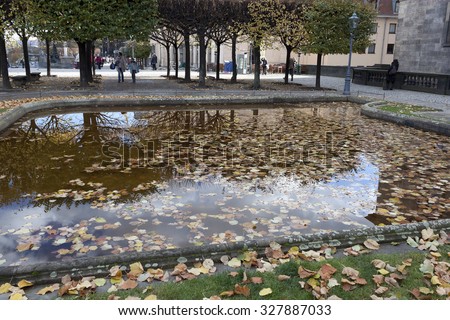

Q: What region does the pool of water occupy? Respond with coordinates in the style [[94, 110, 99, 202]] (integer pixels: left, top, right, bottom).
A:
[[0, 102, 448, 267]]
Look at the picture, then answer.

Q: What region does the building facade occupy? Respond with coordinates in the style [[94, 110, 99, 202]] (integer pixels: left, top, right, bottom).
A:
[[150, 0, 401, 72], [300, 0, 399, 67], [395, 0, 450, 74]]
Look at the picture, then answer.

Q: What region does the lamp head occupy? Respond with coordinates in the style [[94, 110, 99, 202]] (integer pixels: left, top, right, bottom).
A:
[[349, 12, 360, 31]]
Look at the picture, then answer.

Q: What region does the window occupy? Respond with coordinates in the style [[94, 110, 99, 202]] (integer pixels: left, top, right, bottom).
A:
[[394, 0, 399, 14], [387, 44, 395, 54], [367, 44, 376, 54], [389, 23, 397, 34], [371, 23, 378, 33]]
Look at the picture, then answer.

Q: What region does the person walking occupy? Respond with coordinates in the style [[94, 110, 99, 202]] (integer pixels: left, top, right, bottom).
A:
[[128, 58, 139, 83], [95, 55, 103, 70], [288, 57, 296, 81], [115, 52, 127, 83], [261, 58, 268, 75], [150, 53, 158, 70], [385, 59, 399, 90]]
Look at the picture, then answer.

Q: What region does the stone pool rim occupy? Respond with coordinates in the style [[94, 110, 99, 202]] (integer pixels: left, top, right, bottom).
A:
[[0, 95, 364, 134], [0, 219, 448, 284]]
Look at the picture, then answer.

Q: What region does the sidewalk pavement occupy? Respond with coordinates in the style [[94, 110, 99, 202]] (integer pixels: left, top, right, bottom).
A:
[[1, 67, 450, 123]]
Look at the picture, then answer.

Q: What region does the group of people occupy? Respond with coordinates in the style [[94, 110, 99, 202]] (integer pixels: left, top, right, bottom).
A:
[[261, 57, 297, 81], [112, 52, 158, 83], [110, 52, 399, 90]]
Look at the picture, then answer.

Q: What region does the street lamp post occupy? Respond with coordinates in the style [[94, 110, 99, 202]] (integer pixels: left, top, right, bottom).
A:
[[343, 12, 360, 96]]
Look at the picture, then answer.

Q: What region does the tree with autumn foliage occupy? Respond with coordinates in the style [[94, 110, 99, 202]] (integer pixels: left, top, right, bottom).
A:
[[29, 0, 158, 87], [241, 0, 279, 90], [303, 0, 377, 88], [269, 0, 308, 84]]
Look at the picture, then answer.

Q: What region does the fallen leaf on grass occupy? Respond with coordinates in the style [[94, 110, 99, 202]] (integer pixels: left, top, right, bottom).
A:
[[144, 294, 157, 300], [374, 286, 389, 295], [259, 288, 272, 296], [318, 264, 337, 281], [371, 259, 386, 269], [277, 275, 291, 281], [251, 277, 263, 284], [342, 267, 359, 279], [220, 290, 235, 297], [298, 266, 317, 278], [234, 284, 250, 297]]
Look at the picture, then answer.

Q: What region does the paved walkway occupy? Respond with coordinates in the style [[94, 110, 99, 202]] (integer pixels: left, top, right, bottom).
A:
[[1, 67, 450, 122]]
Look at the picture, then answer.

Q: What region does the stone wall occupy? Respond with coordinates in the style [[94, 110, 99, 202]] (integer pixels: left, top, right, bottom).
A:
[[395, 0, 450, 74]]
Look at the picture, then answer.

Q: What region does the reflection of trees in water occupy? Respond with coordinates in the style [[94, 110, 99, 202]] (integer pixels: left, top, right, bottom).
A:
[[132, 110, 235, 137], [0, 113, 169, 210], [0, 107, 364, 212]]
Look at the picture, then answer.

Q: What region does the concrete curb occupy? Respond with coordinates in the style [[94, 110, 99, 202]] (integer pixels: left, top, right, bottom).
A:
[[361, 101, 450, 136], [0, 219, 448, 285]]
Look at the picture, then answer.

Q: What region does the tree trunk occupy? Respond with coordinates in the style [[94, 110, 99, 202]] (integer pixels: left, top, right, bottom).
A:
[[183, 30, 191, 81], [0, 33, 12, 89], [252, 45, 261, 90], [165, 45, 170, 78], [86, 41, 94, 82], [91, 43, 96, 77], [215, 40, 220, 80], [174, 45, 179, 79], [284, 46, 292, 84], [77, 41, 89, 87], [45, 39, 51, 77], [231, 33, 237, 83], [198, 31, 206, 87], [21, 30, 31, 81], [315, 53, 322, 89]]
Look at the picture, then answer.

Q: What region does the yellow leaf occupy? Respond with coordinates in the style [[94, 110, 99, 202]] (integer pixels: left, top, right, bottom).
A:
[[430, 252, 441, 258], [17, 279, 33, 289], [130, 262, 144, 274], [0, 283, 12, 294], [259, 288, 272, 296], [419, 287, 433, 295], [9, 292, 26, 300], [93, 278, 107, 287], [378, 269, 390, 275], [227, 258, 241, 268], [307, 277, 319, 288], [431, 276, 442, 285], [37, 285, 58, 295], [144, 294, 157, 300]]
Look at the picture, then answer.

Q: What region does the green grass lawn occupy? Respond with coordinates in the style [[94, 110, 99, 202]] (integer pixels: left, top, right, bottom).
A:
[[379, 104, 439, 116], [81, 244, 449, 300]]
